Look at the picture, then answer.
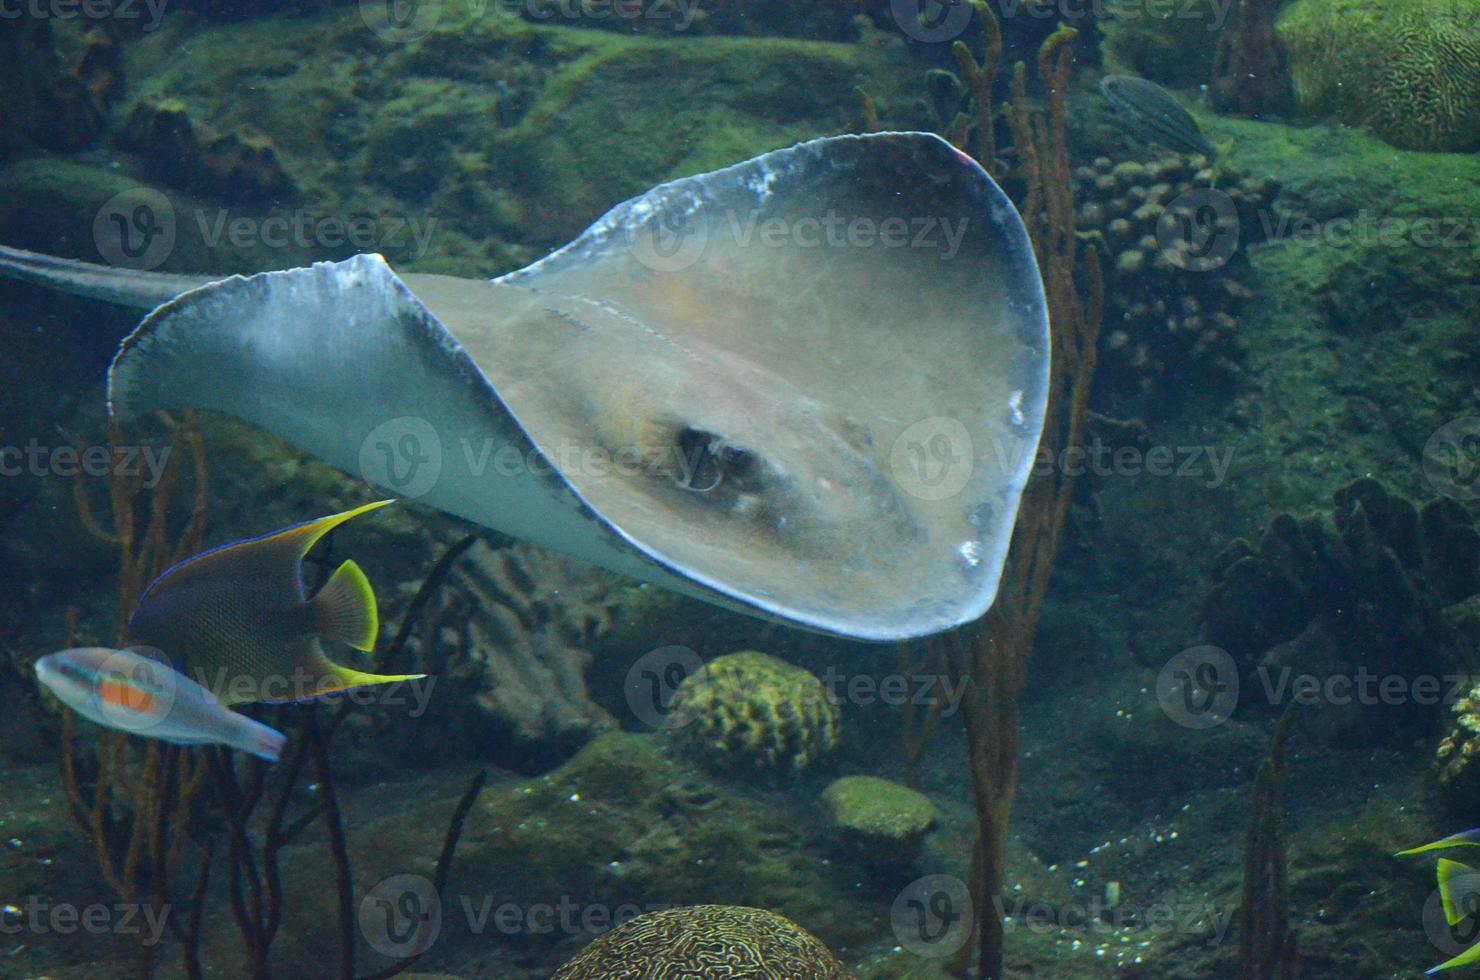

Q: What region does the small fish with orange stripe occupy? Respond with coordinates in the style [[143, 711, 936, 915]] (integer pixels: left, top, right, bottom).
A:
[[34, 646, 287, 761]]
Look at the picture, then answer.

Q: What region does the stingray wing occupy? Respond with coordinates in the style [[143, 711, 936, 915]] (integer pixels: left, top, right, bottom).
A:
[[448, 132, 1051, 639], [108, 133, 1050, 641], [109, 256, 668, 575]]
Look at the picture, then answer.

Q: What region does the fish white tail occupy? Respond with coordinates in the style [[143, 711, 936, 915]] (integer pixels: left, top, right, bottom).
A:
[[231, 713, 288, 763]]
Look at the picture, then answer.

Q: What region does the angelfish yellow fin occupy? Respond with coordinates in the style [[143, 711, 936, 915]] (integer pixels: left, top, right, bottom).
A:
[[282, 499, 395, 560], [1397, 830, 1480, 857], [1437, 858, 1480, 927], [314, 559, 379, 651]]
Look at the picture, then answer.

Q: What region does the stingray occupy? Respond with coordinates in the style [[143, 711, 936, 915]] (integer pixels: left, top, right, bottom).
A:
[[0, 132, 1049, 641]]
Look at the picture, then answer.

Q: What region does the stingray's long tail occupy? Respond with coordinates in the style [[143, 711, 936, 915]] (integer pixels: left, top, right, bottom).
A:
[[0, 244, 217, 311]]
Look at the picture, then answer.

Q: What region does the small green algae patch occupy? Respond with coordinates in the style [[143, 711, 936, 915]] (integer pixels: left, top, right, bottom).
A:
[[822, 776, 936, 842]]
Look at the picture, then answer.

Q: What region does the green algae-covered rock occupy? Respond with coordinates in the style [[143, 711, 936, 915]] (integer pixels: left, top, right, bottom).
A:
[[45, 1, 919, 280], [821, 776, 936, 864], [1099, 0, 1225, 86], [665, 651, 840, 773], [1276, 0, 1480, 152], [551, 905, 855, 980]]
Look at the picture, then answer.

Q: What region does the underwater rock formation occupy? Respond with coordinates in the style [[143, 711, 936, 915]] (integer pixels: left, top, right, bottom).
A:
[[1203, 479, 1479, 736], [550, 904, 855, 979], [1211, 0, 1293, 118], [820, 775, 936, 871], [518, 0, 871, 39], [1276, 0, 1480, 152], [411, 537, 623, 764], [0, 22, 121, 155], [1099, 0, 1226, 87], [115, 95, 296, 201], [664, 650, 840, 774], [1073, 154, 1278, 407]]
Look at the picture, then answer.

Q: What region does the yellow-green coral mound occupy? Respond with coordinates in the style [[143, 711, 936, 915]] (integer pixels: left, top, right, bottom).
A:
[[821, 776, 936, 869], [551, 905, 855, 980], [1276, 0, 1480, 152], [822, 776, 937, 843], [664, 650, 839, 773]]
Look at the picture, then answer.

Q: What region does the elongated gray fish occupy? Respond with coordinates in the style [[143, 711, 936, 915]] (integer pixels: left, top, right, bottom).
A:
[[0, 132, 1050, 642], [34, 647, 287, 761], [1101, 74, 1217, 159]]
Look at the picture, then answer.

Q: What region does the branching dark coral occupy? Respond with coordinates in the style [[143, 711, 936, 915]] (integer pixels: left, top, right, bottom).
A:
[[1203, 479, 1479, 736]]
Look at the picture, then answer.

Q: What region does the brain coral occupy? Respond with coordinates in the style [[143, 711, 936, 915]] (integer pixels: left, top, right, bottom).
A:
[[550, 905, 855, 980], [1276, 0, 1480, 152], [663, 650, 840, 773]]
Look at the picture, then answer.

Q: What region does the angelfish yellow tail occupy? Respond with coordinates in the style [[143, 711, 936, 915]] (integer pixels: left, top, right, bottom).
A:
[[317, 660, 426, 698], [260, 641, 425, 703]]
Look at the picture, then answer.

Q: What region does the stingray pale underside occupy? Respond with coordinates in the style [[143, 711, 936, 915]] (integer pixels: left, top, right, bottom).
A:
[[106, 132, 1049, 641]]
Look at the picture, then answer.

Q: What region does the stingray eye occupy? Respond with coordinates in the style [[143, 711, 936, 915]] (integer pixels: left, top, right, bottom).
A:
[[718, 443, 758, 484], [672, 427, 761, 494]]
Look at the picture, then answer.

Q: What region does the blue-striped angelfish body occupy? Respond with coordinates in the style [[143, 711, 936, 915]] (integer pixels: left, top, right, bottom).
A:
[[124, 499, 423, 705], [34, 646, 286, 762], [1100, 74, 1217, 159]]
